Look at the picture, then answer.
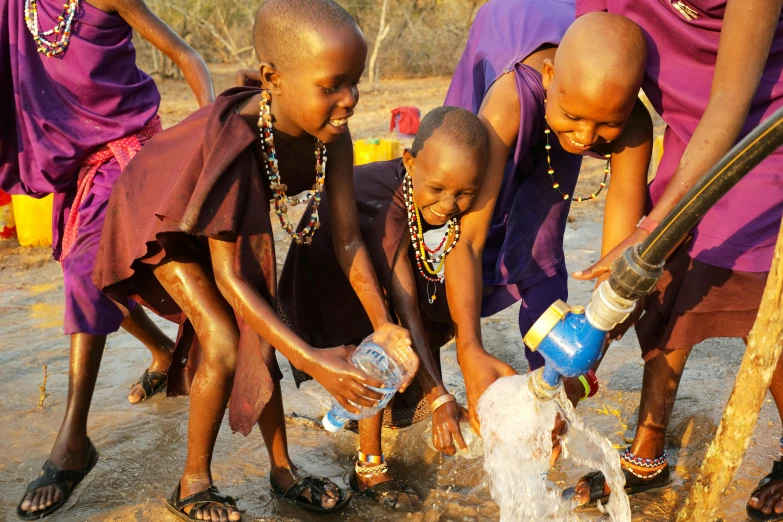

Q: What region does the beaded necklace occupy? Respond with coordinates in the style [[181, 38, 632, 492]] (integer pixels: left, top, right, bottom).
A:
[[545, 127, 610, 202], [257, 90, 324, 245], [24, 0, 80, 57], [402, 173, 460, 303]]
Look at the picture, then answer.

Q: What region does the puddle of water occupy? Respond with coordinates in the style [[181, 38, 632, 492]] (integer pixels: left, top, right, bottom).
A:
[[27, 282, 61, 297], [29, 302, 64, 329]]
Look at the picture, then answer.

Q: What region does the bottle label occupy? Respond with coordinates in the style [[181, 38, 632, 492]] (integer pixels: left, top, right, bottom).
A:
[[368, 385, 396, 409]]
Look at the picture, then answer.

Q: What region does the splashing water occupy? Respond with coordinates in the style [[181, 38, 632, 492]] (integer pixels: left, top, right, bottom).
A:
[[477, 374, 631, 522]]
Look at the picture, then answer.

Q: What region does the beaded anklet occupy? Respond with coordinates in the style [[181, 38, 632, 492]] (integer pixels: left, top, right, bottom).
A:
[[355, 451, 388, 476], [620, 449, 668, 479], [355, 462, 388, 476]]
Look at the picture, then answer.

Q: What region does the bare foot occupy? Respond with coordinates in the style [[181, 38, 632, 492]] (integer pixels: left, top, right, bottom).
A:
[[178, 478, 241, 521], [271, 465, 340, 510], [749, 478, 783, 516]]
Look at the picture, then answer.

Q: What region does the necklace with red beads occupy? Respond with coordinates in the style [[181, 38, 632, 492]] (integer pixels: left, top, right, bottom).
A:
[[402, 173, 460, 303], [24, 0, 79, 57], [258, 90, 324, 245]]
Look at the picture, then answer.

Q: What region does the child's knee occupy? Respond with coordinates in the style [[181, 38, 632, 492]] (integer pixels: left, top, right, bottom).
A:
[[199, 327, 239, 375]]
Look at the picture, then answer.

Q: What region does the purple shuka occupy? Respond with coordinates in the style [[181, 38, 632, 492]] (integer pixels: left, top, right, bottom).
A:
[[0, 0, 160, 334], [444, 0, 580, 368], [578, 0, 783, 272]]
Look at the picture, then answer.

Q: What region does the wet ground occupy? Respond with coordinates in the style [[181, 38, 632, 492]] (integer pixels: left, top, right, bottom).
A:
[[2, 71, 781, 521]]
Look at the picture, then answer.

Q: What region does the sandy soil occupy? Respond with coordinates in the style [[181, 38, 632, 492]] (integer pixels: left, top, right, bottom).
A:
[[1, 67, 777, 522]]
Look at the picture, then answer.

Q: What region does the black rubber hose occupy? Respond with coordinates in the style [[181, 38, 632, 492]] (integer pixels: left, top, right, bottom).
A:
[[637, 105, 783, 266]]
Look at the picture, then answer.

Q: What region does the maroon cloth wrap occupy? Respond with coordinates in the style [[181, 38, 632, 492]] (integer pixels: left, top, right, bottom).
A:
[[93, 88, 299, 435], [279, 159, 450, 354]]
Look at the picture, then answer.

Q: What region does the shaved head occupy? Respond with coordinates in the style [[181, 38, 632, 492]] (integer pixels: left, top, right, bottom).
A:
[[253, 0, 362, 70], [554, 12, 647, 105], [412, 106, 489, 166], [543, 12, 648, 154]]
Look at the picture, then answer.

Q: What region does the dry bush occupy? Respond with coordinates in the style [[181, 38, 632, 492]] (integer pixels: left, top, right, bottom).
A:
[[135, 0, 487, 80]]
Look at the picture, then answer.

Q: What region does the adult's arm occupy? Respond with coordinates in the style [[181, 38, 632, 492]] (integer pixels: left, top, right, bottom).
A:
[[576, 0, 783, 279]]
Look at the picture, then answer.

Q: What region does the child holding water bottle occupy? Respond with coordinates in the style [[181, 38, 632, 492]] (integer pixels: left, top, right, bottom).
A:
[[279, 106, 489, 509], [92, 1, 416, 518]]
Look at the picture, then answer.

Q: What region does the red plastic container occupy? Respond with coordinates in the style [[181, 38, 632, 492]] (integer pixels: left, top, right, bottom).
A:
[[0, 189, 16, 241]]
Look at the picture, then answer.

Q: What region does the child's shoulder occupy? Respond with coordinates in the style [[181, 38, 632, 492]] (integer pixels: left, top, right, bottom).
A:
[[352, 158, 406, 211], [353, 158, 405, 189]]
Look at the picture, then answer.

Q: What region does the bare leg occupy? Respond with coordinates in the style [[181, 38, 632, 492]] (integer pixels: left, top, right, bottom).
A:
[[257, 382, 339, 508], [19, 333, 106, 515], [152, 256, 241, 521], [355, 412, 389, 489], [747, 339, 783, 515], [629, 347, 692, 459], [575, 347, 692, 502], [121, 305, 175, 403]]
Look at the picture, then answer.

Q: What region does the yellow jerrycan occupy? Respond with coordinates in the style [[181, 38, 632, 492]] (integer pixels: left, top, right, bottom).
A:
[[354, 138, 402, 166], [12, 194, 53, 247]]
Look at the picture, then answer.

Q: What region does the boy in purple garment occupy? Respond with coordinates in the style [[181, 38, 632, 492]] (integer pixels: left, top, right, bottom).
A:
[[442, 0, 652, 437], [570, 1, 783, 516], [1, 0, 214, 518]]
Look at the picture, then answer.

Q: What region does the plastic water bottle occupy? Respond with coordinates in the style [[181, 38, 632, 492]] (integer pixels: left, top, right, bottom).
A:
[[423, 420, 484, 458], [322, 335, 407, 432]]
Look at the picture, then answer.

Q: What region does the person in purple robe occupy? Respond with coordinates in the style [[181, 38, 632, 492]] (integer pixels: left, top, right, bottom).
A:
[[441, 0, 652, 438], [569, 1, 783, 515], [1, 0, 214, 517]]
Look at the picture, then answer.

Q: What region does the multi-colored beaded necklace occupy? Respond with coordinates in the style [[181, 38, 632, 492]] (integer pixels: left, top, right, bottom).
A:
[[402, 173, 460, 303], [24, 0, 80, 57], [545, 127, 610, 202], [257, 90, 325, 245]]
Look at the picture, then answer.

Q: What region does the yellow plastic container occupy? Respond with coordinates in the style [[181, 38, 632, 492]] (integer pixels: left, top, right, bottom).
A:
[[651, 134, 664, 177], [354, 138, 402, 166], [12, 194, 53, 247]]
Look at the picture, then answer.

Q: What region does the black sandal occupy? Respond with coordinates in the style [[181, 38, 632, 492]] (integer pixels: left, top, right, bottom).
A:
[[130, 369, 167, 402], [349, 471, 422, 510], [565, 463, 671, 508], [271, 475, 351, 514], [747, 460, 783, 521], [16, 438, 99, 520], [165, 484, 238, 520]]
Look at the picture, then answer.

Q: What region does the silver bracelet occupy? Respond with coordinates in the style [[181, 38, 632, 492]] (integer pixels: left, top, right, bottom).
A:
[[430, 393, 456, 412]]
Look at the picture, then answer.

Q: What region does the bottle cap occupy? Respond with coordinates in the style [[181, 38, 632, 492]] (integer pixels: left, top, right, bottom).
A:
[[322, 412, 344, 433]]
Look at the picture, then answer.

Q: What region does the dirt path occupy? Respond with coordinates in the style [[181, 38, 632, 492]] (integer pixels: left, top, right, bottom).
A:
[[1, 68, 774, 521]]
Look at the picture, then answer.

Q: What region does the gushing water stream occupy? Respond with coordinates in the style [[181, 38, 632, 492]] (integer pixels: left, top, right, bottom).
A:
[[478, 374, 631, 522]]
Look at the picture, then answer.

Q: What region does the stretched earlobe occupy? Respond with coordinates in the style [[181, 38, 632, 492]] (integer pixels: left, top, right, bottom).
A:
[[259, 62, 281, 94]]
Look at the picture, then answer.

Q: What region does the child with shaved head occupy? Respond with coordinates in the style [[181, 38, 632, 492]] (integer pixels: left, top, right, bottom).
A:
[[279, 106, 489, 510], [443, 0, 652, 436], [92, 0, 417, 518]]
